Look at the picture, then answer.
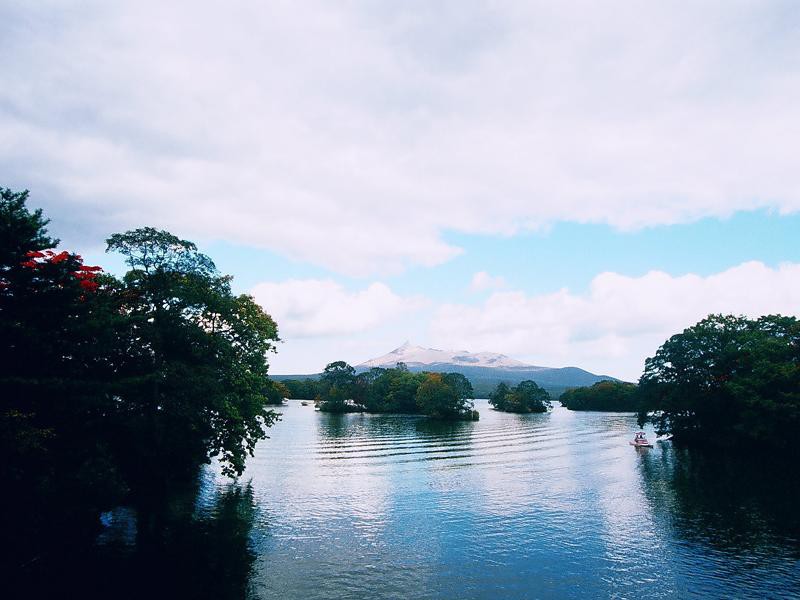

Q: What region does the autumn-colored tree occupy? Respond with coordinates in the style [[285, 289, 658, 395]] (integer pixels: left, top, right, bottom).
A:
[[416, 372, 475, 419], [1, 191, 283, 572], [0, 188, 122, 567]]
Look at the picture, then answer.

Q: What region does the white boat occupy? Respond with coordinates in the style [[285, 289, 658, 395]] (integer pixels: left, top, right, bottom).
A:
[[629, 431, 653, 448]]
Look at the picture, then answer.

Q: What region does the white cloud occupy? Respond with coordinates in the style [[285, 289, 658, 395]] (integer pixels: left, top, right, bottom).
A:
[[431, 261, 800, 380], [470, 271, 506, 292], [2, 2, 800, 274], [251, 279, 425, 338]]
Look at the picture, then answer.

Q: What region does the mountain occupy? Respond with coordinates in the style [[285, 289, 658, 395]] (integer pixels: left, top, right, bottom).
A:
[[272, 343, 619, 397], [358, 341, 534, 370], [358, 343, 619, 397]]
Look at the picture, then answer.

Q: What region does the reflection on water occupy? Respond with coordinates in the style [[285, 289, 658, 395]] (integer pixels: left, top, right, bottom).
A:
[[246, 402, 800, 599], [100, 480, 258, 600], [17, 401, 800, 599], [638, 445, 800, 553], [15, 477, 259, 600]]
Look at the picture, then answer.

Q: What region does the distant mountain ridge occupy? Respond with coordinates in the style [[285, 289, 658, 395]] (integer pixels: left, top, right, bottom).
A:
[[358, 341, 536, 370], [273, 343, 619, 397]]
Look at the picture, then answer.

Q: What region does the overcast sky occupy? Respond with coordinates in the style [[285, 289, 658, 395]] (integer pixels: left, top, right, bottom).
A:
[[3, 1, 800, 379]]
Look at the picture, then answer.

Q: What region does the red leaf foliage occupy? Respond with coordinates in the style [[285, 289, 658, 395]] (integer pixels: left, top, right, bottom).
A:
[[79, 280, 100, 291]]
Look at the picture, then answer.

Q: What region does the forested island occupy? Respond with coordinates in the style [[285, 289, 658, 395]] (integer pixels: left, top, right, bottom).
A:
[[285, 361, 479, 420], [488, 380, 552, 413], [559, 381, 639, 412]]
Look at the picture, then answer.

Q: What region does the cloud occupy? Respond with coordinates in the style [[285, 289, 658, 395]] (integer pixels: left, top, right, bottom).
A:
[[2, 2, 800, 274], [431, 261, 800, 380], [470, 271, 506, 292], [251, 279, 426, 338]]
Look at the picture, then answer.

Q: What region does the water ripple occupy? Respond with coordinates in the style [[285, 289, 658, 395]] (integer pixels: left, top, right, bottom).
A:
[[238, 400, 800, 599]]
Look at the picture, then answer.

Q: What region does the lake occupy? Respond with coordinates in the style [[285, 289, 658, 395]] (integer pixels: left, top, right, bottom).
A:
[[50, 400, 800, 598]]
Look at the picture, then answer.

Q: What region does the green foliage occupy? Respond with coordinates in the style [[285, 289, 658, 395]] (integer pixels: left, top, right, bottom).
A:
[[106, 227, 216, 277], [0, 187, 58, 268], [280, 378, 320, 400], [320, 361, 356, 390], [560, 381, 639, 411], [488, 380, 551, 413], [318, 361, 359, 413], [488, 382, 510, 410], [1, 190, 283, 567], [443, 372, 474, 402], [105, 227, 281, 480], [637, 314, 800, 451], [359, 365, 426, 413], [415, 372, 475, 419], [264, 379, 290, 405], [1, 192, 125, 563], [312, 362, 476, 419]]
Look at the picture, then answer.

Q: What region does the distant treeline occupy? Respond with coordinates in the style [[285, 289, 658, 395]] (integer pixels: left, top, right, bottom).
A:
[[560, 314, 800, 457], [280, 376, 536, 401], [283, 314, 800, 457], [281, 377, 320, 400], [281, 377, 577, 402], [560, 381, 639, 412], [285, 361, 479, 420]]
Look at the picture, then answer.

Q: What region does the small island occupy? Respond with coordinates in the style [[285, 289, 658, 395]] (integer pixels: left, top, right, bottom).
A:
[[488, 380, 551, 413], [559, 381, 638, 412], [285, 361, 479, 421]]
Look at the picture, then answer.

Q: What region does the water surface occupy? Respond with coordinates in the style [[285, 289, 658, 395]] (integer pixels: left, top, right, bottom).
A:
[[91, 401, 800, 598]]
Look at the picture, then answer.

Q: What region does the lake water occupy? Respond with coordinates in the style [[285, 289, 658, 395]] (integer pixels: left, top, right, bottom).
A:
[[60, 401, 800, 598]]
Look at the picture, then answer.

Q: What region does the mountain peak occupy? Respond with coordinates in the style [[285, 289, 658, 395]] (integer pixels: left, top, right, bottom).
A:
[[359, 343, 532, 369]]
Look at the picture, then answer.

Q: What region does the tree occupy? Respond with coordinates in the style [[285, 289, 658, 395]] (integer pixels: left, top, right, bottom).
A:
[[1, 189, 122, 567], [312, 362, 478, 418], [105, 228, 281, 481], [560, 381, 638, 411], [488, 382, 511, 410], [1, 193, 284, 572], [264, 380, 290, 405], [443, 372, 475, 402], [385, 369, 425, 413], [489, 380, 550, 413], [637, 314, 800, 451], [318, 361, 358, 412], [281, 378, 319, 400], [0, 187, 58, 268], [507, 380, 551, 413], [356, 367, 387, 412], [415, 372, 475, 419]]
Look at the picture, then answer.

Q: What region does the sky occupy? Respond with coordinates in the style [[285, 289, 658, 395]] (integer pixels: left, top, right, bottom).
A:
[[2, 1, 799, 380]]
